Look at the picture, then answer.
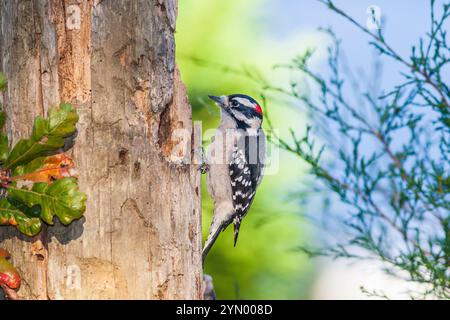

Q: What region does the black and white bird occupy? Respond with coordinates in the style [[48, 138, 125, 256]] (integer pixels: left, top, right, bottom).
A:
[[202, 94, 265, 263]]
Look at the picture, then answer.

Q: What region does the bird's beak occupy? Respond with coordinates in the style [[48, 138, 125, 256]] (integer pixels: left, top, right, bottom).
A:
[[208, 95, 228, 107]]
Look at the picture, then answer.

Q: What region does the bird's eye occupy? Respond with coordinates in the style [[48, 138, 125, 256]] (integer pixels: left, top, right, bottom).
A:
[[230, 100, 238, 107]]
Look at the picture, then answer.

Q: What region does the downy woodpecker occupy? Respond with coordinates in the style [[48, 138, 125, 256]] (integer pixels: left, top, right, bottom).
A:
[[202, 94, 265, 262]]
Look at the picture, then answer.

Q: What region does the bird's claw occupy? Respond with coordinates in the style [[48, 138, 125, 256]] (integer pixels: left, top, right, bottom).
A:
[[199, 162, 210, 174], [197, 146, 209, 174]]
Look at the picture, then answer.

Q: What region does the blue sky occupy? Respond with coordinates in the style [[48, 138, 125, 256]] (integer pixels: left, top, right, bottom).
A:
[[262, 0, 438, 88]]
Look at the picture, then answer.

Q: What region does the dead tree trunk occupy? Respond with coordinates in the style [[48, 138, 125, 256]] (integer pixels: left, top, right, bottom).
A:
[[0, 0, 203, 299]]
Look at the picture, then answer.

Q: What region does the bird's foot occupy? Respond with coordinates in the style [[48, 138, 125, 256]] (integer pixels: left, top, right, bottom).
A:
[[199, 162, 210, 174]]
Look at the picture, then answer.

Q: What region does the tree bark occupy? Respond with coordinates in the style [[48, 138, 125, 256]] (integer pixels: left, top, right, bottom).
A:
[[0, 0, 203, 299]]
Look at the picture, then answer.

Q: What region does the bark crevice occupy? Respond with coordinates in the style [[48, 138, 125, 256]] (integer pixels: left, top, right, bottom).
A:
[[0, 0, 202, 300]]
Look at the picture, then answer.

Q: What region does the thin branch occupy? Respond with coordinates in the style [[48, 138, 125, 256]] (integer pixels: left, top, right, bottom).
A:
[[316, 0, 450, 109]]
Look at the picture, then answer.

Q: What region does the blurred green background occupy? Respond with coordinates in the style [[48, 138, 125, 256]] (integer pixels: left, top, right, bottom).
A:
[[175, 0, 320, 299]]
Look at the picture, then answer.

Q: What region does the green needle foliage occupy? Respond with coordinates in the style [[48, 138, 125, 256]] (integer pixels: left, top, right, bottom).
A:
[[263, 0, 449, 299], [0, 73, 86, 237]]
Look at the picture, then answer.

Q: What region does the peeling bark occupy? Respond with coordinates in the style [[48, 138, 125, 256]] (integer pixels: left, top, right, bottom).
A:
[[0, 0, 202, 300]]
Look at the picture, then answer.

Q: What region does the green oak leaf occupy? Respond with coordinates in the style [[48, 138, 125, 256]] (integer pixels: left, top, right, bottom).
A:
[[4, 103, 78, 169], [7, 177, 86, 225], [0, 198, 42, 236], [12, 156, 46, 177]]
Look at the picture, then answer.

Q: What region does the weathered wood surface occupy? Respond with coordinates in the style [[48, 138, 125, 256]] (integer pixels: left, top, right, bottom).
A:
[[0, 0, 202, 299]]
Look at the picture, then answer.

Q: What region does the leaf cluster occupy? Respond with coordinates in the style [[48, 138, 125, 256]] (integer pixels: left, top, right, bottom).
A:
[[0, 74, 86, 237]]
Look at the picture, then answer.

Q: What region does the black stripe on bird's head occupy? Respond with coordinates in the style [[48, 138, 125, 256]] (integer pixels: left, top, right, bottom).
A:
[[208, 94, 263, 129]]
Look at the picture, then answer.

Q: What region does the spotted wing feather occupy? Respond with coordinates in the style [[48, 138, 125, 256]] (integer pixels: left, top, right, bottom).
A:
[[229, 133, 265, 245]]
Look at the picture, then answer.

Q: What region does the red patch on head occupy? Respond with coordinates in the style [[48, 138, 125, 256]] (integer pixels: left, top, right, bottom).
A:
[[255, 104, 263, 115]]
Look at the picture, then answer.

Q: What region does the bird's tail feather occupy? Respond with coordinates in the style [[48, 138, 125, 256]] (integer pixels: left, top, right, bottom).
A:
[[202, 223, 223, 265], [233, 218, 242, 247]]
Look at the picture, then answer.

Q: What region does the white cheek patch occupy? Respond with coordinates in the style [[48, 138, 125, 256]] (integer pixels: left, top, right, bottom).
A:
[[231, 109, 251, 124]]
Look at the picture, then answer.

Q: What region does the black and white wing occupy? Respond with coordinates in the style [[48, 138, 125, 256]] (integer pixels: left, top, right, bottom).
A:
[[229, 131, 265, 245]]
